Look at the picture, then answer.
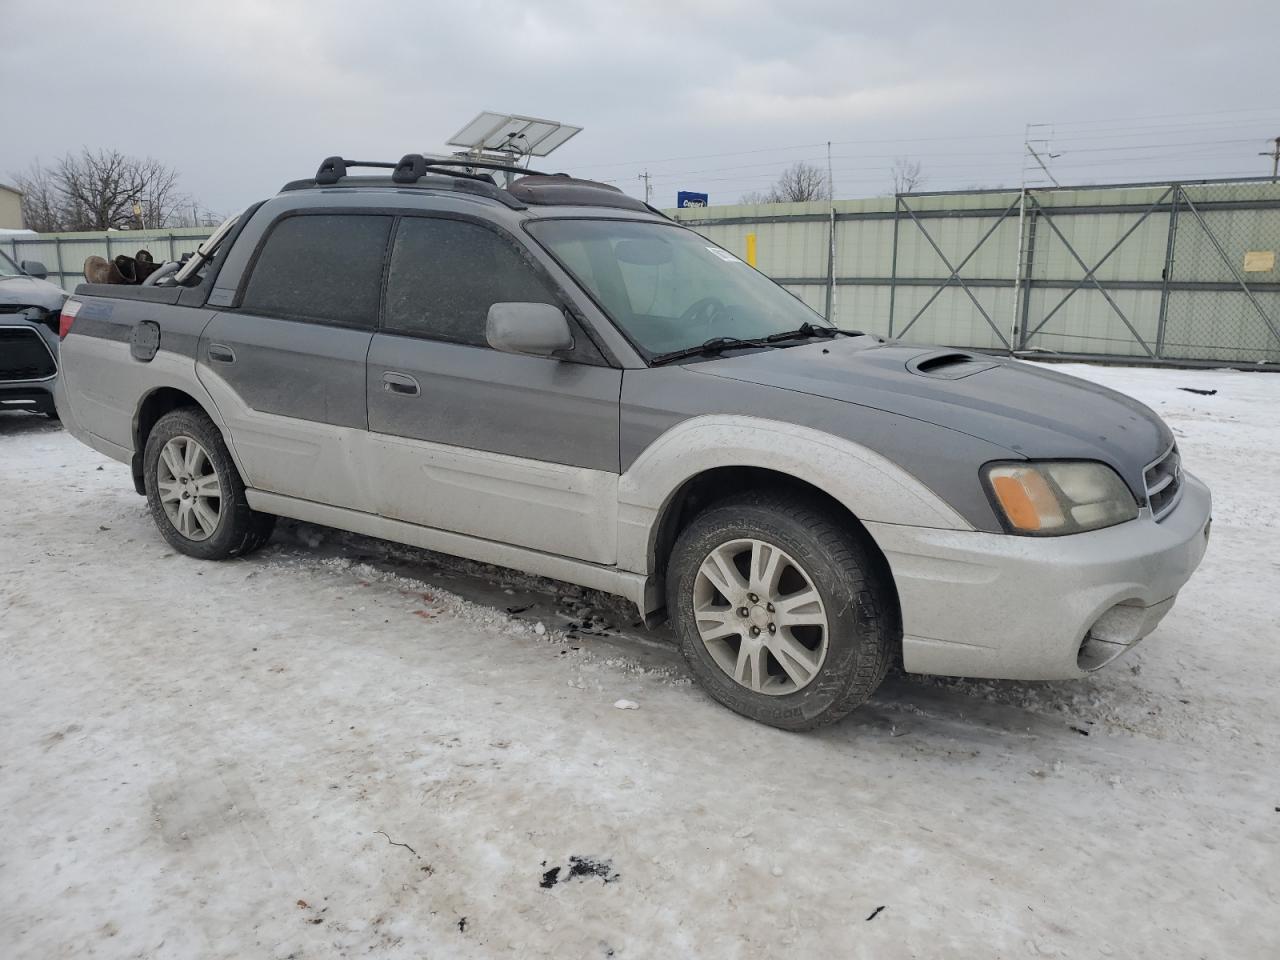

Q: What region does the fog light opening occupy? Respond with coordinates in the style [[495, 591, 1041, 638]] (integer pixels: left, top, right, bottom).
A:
[[1077, 634, 1129, 672]]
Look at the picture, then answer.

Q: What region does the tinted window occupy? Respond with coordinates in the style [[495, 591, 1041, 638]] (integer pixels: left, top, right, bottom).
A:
[[385, 217, 559, 346], [240, 214, 391, 327]]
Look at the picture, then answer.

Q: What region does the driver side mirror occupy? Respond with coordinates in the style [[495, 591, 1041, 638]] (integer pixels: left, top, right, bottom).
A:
[[21, 260, 49, 280], [486, 302, 575, 358]]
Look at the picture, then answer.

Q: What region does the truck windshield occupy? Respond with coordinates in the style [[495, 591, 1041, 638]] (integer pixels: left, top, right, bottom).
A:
[[526, 219, 829, 357], [0, 250, 23, 278]]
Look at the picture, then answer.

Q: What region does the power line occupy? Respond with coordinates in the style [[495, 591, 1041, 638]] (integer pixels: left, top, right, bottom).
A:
[[607, 136, 1274, 184], [569, 112, 1280, 172], [1031, 105, 1280, 127]]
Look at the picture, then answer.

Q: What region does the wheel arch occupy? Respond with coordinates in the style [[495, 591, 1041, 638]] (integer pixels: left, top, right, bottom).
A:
[[618, 415, 973, 620], [646, 466, 902, 634], [131, 386, 225, 495]]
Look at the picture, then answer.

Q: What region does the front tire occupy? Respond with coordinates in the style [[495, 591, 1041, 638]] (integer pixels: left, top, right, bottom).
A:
[[667, 492, 895, 731], [143, 407, 275, 559]]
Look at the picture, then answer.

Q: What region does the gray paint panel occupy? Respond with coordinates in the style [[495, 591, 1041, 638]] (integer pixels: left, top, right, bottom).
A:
[[367, 334, 621, 471], [620, 365, 1015, 532], [679, 338, 1170, 503], [198, 312, 371, 430]]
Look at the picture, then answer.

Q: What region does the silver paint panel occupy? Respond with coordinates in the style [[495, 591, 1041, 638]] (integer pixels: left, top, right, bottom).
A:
[[366, 335, 622, 563]]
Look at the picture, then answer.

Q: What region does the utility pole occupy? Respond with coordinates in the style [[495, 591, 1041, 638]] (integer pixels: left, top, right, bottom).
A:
[[638, 170, 653, 204], [1261, 136, 1280, 182]]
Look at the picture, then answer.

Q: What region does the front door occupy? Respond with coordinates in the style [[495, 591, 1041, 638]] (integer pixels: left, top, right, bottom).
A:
[[365, 215, 622, 564], [197, 213, 392, 511]]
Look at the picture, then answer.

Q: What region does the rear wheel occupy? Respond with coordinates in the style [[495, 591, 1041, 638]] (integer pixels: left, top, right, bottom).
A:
[[143, 407, 274, 559], [667, 492, 895, 730]]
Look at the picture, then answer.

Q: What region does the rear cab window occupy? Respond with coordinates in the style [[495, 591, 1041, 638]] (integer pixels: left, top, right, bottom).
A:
[[239, 214, 392, 328]]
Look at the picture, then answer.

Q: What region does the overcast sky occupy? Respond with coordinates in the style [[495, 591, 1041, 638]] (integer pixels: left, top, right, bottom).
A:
[[4, 0, 1279, 214]]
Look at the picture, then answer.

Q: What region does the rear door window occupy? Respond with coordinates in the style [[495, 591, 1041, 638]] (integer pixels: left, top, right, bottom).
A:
[[239, 214, 392, 328]]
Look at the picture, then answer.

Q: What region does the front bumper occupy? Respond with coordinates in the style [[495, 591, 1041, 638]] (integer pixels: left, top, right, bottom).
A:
[[866, 472, 1212, 680], [1, 322, 59, 414]]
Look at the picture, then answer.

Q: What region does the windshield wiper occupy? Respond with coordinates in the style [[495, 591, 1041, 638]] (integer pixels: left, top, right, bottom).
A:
[[763, 321, 847, 343], [649, 337, 771, 366]]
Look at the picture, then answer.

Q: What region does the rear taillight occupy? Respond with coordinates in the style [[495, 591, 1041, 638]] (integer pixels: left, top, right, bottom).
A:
[[58, 298, 82, 339]]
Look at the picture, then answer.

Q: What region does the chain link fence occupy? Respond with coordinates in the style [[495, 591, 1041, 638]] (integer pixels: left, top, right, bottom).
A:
[[675, 177, 1280, 367], [1160, 181, 1280, 363]]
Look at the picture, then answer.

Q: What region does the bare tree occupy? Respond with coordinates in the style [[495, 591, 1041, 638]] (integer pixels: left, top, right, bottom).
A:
[[891, 157, 927, 194], [13, 163, 63, 232], [739, 162, 831, 204], [12, 149, 192, 231]]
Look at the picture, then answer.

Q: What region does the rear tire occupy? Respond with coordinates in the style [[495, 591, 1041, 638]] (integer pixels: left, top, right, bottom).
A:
[[667, 491, 895, 731], [143, 407, 275, 559]]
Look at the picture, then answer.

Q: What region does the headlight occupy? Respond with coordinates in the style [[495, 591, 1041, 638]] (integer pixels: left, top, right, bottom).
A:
[[983, 461, 1138, 535]]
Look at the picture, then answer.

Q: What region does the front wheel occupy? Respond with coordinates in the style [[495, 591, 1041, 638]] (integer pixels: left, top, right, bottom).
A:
[[667, 492, 895, 730], [143, 407, 275, 559]]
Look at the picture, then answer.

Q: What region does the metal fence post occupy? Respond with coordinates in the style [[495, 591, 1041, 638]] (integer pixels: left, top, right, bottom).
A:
[[1155, 186, 1181, 359], [824, 206, 836, 322], [1017, 199, 1039, 351], [1010, 187, 1028, 353], [887, 196, 900, 337], [53, 237, 65, 290]]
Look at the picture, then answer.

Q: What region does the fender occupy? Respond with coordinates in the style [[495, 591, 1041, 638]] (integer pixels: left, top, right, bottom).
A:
[[129, 356, 256, 493], [616, 415, 973, 576]]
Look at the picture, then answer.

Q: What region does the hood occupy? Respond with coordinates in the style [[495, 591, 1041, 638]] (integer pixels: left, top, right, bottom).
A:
[[687, 337, 1172, 497], [0, 274, 69, 312]]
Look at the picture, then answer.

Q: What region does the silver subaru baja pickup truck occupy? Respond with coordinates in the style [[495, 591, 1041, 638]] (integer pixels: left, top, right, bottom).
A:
[[53, 153, 1212, 729]]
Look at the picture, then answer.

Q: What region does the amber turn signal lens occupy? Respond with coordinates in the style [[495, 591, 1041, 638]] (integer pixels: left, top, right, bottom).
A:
[[990, 469, 1065, 532]]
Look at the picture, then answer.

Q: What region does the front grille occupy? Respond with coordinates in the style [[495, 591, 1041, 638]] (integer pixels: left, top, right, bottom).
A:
[[0, 326, 58, 382], [1144, 443, 1183, 521]]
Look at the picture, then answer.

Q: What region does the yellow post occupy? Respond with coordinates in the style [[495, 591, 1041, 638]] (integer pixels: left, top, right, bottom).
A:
[[745, 232, 757, 268]]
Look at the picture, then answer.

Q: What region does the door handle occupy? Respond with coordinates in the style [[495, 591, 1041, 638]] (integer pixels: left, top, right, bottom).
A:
[[208, 343, 236, 364], [382, 371, 420, 396]]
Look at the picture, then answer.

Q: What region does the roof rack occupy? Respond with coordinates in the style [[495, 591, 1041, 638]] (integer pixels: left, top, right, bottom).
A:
[[296, 154, 652, 213], [314, 154, 560, 186]]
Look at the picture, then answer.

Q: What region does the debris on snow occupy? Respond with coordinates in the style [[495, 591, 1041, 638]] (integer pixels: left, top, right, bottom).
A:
[[613, 699, 639, 710], [866, 906, 886, 922], [539, 856, 620, 888], [1178, 387, 1217, 396], [374, 830, 419, 857]]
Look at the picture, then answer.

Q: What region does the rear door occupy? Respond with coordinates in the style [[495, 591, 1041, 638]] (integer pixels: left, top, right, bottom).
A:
[[197, 212, 391, 510], [366, 214, 622, 564]]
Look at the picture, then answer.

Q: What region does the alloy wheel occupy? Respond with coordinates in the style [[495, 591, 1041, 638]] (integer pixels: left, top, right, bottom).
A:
[[692, 538, 829, 695], [156, 435, 222, 541]]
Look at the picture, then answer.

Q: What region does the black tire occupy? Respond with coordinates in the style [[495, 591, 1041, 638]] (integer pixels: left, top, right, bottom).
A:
[[667, 491, 896, 731], [143, 407, 275, 559]]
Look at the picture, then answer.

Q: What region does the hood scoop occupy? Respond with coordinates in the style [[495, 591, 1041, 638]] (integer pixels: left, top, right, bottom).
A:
[[906, 350, 999, 380]]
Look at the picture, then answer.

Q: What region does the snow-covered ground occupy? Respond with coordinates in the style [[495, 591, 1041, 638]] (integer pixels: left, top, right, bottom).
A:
[[1, 362, 1277, 959]]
